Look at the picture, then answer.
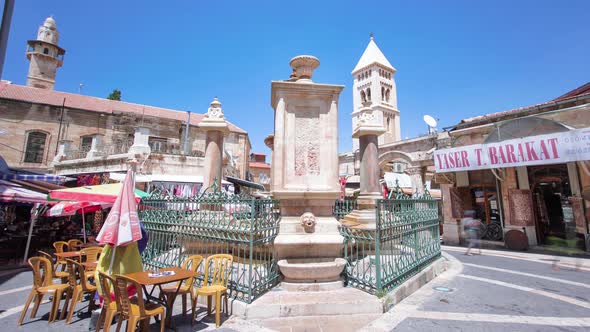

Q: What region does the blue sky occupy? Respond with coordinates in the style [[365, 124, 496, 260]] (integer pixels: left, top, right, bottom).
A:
[[2, 1, 589, 155]]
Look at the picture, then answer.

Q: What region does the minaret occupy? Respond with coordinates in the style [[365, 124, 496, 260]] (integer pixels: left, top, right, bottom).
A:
[[351, 34, 400, 151], [26, 16, 65, 89]]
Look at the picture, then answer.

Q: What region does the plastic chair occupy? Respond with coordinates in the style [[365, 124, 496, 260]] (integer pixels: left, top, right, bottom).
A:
[[191, 254, 234, 327], [64, 259, 97, 324], [53, 241, 69, 272], [80, 247, 102, 273], [18, 256, 70, 325], [113, 274, 165, 332], [95, 271, 120, 332], [38, 250, 68, 283], [159, 255, 203, 320], [67, 239, 83, 251]]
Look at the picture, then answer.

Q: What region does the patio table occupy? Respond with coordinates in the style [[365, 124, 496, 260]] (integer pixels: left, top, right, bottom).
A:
[[123, 266, 201, 329]]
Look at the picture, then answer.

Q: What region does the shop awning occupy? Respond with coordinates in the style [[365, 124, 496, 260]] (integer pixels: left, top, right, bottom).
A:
[[108, 172, 231, 185], [49, 183, 149, 204], [0, 182, 50, 204], [434, 126, 590, 173], [225, 176, 265, 191]]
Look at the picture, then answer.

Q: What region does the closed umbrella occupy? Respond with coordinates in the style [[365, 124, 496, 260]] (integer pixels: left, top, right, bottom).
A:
[[95, 169, 143, 288]]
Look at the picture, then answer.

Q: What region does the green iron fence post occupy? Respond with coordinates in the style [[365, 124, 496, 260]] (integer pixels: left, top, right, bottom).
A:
[[248, 197, 254, 301], [375, 200, 382, 292]]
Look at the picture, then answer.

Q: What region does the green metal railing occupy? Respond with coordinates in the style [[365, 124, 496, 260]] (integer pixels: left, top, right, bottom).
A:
[[339, 190, 441, 294], [333, 199, 358, 220], [138, 183, 281, 303]]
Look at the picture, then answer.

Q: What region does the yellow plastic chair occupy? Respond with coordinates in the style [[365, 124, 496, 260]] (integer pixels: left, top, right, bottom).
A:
[[80, 247, 103, 273], [192, 254, 234, 327], [67, 239, 83, 251], [18, 256, 70, 325], [159, 255, 203, 320], [53, 241, 69, 271], [113, 274, 165, 332], [95, 271, 120, 332], [64, 259, 97, 324], [38, 250, 68, 283]]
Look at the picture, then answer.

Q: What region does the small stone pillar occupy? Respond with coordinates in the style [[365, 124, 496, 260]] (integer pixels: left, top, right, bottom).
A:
[[199, 97, 229, 191], [342, 111, 385, 227], [264, 134, 274, 190], [85, 134, 105, 159], [51, 139, 73, 164], [128, 127, 151, 158]]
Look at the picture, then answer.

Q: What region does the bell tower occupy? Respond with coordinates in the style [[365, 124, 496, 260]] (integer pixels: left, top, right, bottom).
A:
[[26, 17, 65, 90], [351, 34, 400, 151]]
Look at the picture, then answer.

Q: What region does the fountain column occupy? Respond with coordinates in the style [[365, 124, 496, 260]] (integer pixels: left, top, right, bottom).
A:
[[342, 107, 385, 227], [199, 97, 229, 191], [271, 55, 346, 283]]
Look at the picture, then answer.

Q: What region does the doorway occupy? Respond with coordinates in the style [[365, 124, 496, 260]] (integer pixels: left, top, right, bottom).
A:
[[528, 164, 577, 246]]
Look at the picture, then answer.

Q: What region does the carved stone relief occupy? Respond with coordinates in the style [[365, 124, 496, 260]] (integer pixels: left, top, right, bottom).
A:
[[294, 107, 320, 176]]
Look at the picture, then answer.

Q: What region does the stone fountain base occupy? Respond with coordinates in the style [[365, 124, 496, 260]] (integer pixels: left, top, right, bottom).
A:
[[278, 257, 346, 283]]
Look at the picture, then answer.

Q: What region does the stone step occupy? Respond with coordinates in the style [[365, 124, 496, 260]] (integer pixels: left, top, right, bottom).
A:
[[238, 287, 383, 320], [251, 313, 383, 332], [273, 233, 344, 258]]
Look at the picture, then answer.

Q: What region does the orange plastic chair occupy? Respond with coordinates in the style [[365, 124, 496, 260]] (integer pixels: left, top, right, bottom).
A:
[[67, 239, 83, 251], [95, 271, 120, 332], [80, 246, 102, 274], [113, 274, 165, 332], [159, 255, 203, 319], [38, 250, 68, 283], [18, 256, 70, 325], [64, 259, 97, 324], [53, 241, 69, 271], [192, 254, 234, 327]]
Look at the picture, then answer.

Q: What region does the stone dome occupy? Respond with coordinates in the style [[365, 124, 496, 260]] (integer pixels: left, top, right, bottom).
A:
[[43, 16, 57, 29]]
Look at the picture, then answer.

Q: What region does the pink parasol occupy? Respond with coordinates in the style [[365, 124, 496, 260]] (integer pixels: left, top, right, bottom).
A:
[[96, 170, 142, 247], [96, 169, 142, 273]]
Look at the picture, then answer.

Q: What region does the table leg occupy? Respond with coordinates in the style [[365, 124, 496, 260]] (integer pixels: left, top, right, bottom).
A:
[[159, 282, 183, 330]]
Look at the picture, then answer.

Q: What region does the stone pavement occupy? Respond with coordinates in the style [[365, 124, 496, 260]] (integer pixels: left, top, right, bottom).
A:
[[3, 247, 588, 331], [363, 246, 590, 331]]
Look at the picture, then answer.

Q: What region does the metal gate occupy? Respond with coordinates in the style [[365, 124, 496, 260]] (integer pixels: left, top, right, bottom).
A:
[[339, 190, 441, 294], [138, 187, 281, 303]]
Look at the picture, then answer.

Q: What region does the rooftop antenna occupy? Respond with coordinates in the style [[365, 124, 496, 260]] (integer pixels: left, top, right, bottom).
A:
[[423, 114, 438, 135], [78, 83, 84, 94]]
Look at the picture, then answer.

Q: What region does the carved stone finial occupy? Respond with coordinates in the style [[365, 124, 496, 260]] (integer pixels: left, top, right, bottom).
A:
[[207, 97, 224, 119], [370, 32, 374, 40], [289, 55, 320, 82], [300, 212, 316, 233]]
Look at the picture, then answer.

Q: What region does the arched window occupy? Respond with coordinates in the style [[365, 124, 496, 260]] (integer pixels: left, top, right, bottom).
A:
[[381, 87, 385, 101], [366, 88, 371, 101], [385, 89, 390, 102], [43, 48, 49, 55], [360, 90, 367, 103], [24, 131, 47, 163], [387, 117, 391, 132]]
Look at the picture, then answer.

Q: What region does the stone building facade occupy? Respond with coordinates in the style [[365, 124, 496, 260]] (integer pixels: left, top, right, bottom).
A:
[[436, 83, 590, 250], [0, 17, 250, 183]]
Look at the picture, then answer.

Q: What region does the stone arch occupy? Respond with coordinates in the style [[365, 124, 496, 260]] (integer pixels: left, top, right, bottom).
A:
[[360, 90, 366, 103], [378, 150, 414, 170], [366, 88, 371, 101]]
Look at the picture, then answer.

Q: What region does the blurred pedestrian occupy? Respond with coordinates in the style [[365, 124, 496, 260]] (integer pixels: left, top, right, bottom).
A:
[[462, 210, 482, 256]]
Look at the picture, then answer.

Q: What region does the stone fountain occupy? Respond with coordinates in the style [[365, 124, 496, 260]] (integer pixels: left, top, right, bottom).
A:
[[271, 55, 347, 285]]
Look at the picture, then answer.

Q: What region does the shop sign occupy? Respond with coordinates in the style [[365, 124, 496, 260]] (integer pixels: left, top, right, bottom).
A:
[[435, 127, 590, 173]]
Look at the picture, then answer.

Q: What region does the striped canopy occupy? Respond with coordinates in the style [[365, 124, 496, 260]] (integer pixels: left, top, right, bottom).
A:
[[48, 183, 148, 204]]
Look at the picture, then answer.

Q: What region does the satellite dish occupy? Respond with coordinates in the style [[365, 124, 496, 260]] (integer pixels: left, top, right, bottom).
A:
[[424, 115, 438, 135], [423, 115, 438, 128]]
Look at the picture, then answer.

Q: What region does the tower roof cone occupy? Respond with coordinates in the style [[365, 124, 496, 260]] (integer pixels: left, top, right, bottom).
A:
[[352, 34, 395, 73]]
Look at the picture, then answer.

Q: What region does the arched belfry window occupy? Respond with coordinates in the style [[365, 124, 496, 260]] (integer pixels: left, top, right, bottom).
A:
[[24, 131, 48, 163], [43, 48, 49, 55], [366, 88, 371, 101], [360, 90, 367, 103], [385, 89, 390, 102]]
